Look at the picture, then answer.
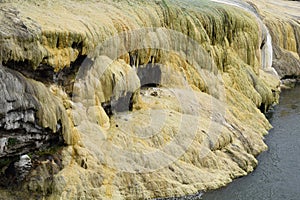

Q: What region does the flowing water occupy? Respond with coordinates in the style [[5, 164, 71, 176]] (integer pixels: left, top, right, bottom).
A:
[[211, 0, 278, 76], [201, 84, 300, 200]]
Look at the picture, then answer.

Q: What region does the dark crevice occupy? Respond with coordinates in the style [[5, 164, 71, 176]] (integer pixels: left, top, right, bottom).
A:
[[141, 83, 160, 88], [129, 51, 138, 67], [0, 124, 64, 158], [56, 55, 90, 96], [260, 39, 265, 50], [281, 74, 300, 80], [56, 37, 60, 48], [2, 59, 33, 76], [101, 52, 162, 117], [259, 103, 266, 113], [137, 63, 162, 87], [111, 93, 137, 113], [102, 102, 113, 117], [101, 92, 135, 117], [6, 108, 36, 115], [150, 56, 155, 63], [71, 41, 83, 52], [2, 55, 91, 96]]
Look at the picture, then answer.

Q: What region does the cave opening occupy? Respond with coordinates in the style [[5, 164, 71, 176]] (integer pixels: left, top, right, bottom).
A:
[[102, 92, 135, 117], [101, 53, 163, 117], [137, 63, 162, 88], [141, 83, 160, 88]]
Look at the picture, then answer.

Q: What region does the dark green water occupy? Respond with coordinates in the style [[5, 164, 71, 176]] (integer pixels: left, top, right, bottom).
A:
[[202, 84, 300, 200]]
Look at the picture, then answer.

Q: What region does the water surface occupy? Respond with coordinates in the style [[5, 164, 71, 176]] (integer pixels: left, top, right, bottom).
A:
[[202, 84, 300, 200]]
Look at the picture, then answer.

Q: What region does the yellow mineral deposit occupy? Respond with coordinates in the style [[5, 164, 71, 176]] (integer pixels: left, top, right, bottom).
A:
[[0, 0, 299, 199]]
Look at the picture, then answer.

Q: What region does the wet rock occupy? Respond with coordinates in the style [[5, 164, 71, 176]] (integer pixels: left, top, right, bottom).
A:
[[14, 155, 32, 183], [281, 78, 297, 89], [0, 66, 65, 159]]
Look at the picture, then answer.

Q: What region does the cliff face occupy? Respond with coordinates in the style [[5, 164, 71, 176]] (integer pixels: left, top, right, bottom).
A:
[[0, 0, 299, 199], [249, 0, 300, 79]]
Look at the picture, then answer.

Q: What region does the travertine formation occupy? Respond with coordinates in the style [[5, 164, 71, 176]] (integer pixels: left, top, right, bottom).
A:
[[0, 0, 299, 199], [250, 0, 300, 79]]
